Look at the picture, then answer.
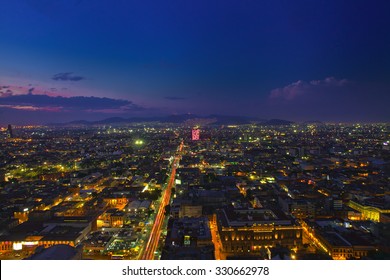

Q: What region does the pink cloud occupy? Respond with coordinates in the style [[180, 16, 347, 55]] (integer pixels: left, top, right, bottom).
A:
[[0, 105, 63, 112], [270, 77, 349, 101], [0, 84, 70, 98]]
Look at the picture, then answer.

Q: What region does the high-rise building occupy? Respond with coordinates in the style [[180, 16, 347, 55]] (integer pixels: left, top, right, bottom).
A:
[[7, 124, 13, 138], [192, 128, 200, 141]]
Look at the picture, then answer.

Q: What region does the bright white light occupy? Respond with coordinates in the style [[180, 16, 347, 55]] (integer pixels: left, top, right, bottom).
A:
[[13, 243, 23, 251]]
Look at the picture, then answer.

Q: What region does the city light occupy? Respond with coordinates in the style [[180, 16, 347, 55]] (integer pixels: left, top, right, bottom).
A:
[[0, 124, 388, 262]]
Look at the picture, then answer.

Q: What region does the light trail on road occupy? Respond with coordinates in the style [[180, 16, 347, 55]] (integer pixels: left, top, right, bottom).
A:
[[141, 142, 183, 260]]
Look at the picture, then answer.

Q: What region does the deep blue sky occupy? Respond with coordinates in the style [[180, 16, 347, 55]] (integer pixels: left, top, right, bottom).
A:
[[1, 0, 390, 124]]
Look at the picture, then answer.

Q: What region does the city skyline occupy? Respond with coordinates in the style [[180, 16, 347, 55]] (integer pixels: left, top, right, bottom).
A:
[[1, 0, 390, 124], [1, 123, 389, 260]]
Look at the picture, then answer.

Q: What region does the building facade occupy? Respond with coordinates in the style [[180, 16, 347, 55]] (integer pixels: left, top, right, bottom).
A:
[[216, 207, 302, 258]]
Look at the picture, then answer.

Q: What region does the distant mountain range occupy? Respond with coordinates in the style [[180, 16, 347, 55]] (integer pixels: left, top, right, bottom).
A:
[[47, 114, 294, 126], [262, 119, 295, 126]]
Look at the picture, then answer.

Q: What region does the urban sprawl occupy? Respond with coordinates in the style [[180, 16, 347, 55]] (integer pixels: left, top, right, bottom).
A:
[[0, 123, 389, 260]]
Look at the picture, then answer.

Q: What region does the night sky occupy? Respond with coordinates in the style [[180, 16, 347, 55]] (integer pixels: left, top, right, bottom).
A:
[[1, 0, 390, 125]]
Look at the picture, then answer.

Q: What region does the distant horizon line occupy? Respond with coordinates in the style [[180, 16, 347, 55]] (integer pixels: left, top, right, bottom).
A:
[[1, 114, 389, 128]]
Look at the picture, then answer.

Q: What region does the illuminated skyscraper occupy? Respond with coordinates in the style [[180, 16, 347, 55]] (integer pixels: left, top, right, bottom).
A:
[[192, 128, 200, 141], [7, 124, 13, 138]]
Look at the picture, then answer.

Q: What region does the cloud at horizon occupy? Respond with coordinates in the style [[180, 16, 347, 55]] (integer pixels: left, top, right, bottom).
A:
[[0, 91, 144, 113], [263, 77, 390, 122], [269, 77, 350, 101]]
